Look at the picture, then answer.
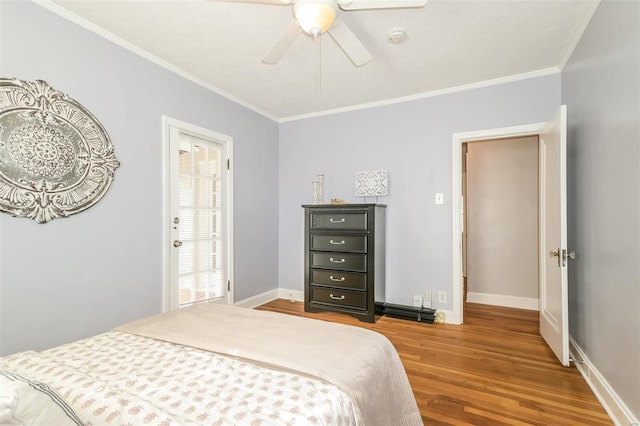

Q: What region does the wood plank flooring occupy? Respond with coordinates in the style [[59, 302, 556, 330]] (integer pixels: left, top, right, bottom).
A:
[[257, 300, 612, 426]]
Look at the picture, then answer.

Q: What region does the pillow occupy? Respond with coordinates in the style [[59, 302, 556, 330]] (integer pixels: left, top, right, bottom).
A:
[[0, 371, 82, 426]]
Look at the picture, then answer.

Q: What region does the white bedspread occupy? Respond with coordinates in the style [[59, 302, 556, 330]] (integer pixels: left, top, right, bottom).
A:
[[115, 303, 422, 426]]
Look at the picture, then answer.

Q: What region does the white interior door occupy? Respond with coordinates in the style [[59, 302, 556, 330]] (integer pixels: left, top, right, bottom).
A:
[[539, 105, 570, 366], [166, 119, 233, 311]]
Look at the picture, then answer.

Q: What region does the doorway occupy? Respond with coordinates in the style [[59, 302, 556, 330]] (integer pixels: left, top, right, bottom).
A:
[[452, 108, 570, 366], [163, 117, 234, 312], [451, 121, 547, 326], [462, 136, 539, 315]]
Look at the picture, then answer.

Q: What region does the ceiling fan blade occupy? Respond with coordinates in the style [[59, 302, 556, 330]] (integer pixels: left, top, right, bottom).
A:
[[208, 0, 292, 4], [337, 0, 427, 10], [262, 20, 301, 64], [327, 19, 371, 67]]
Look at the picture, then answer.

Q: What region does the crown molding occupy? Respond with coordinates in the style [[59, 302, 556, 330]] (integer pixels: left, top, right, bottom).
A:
[[33, 0, 279, 122], [279, 67, 560, 123], [32, 1, 566, 125]]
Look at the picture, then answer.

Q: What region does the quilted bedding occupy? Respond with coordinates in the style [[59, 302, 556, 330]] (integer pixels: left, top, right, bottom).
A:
[[1, 331, 355, 425], [1, 303, 422, 425]]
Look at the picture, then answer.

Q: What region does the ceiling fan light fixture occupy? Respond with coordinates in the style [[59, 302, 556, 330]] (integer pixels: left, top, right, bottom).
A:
[[294, 0, 338, 37]]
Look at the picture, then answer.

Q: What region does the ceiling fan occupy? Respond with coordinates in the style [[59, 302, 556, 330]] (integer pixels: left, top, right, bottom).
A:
[[210, 0, 428, 66]]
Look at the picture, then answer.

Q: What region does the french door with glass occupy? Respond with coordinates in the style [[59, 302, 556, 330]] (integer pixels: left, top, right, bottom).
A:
[[166, 118, 233, 310]]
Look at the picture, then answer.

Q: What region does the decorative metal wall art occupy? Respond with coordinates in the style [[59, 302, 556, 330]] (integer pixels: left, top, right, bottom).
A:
[[0, 78, 120, 223], [355, 170, 388, 198]]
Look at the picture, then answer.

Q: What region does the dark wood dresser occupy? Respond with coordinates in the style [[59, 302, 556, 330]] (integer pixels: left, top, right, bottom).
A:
[[302, 204, 386, 323]]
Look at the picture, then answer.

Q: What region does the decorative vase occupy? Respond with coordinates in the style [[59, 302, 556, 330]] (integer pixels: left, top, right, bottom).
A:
[[316, 174, 324, 204], [312, 181, 321, 204]]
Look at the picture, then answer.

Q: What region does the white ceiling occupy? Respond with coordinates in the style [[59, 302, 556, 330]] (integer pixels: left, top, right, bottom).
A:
[[47, 0, 600, 121]]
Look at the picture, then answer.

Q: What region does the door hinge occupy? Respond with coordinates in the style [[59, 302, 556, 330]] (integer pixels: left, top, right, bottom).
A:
[[227, 280, 230, 291], [227, 158, 230, 170]]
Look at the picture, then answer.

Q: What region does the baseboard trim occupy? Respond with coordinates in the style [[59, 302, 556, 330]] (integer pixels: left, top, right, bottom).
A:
[[466, 292, 539, 311], [277, 288, 305, 303], [234, 288, 304, 308], [569, 336, 639, 426], [234, 289, 279, 308]]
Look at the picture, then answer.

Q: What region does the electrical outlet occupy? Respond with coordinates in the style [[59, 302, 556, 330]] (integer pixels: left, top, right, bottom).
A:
[[423, 291, 432, 308], [438, 291, 447, 304], [413, 295, 423, 307]]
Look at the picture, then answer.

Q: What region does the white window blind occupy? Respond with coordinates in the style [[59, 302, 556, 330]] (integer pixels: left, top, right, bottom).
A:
[[177, 132, 224, 308]]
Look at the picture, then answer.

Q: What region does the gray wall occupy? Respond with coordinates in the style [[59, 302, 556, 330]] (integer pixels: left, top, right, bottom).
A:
[[278, 75, 560, 308], [562, 0, 639, 418], [0, 1, 279, 355]]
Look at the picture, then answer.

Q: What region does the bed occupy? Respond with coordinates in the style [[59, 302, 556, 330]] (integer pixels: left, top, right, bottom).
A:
[[0, 303, 422, 425]]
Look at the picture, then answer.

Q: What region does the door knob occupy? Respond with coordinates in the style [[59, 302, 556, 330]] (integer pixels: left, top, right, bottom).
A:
[[173, 240, 183, 248], [551, 249, 575, 267]]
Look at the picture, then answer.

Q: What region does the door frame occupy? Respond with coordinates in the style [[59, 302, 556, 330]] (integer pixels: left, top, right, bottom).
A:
[[162, 116, 234, 312], [451, 122, 545, 325]]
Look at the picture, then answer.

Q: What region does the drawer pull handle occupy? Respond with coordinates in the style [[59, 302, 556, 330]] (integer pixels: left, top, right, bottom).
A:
[[329, 275, 345, 282], [329, 218, 346, 223], [329, 239, 345, 245], [329, 294, 345, 300], [329, 258, 346, 263]]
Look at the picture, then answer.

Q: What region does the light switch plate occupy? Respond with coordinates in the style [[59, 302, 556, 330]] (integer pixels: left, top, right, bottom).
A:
[[435, 193, 444, 204]]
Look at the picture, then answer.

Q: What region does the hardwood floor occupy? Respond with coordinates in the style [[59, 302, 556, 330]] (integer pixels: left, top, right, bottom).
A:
[[257, 300, 612, 426]]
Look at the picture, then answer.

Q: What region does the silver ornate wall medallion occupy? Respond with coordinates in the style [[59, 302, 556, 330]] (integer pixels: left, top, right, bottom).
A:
[[0, 78, 120, 223]]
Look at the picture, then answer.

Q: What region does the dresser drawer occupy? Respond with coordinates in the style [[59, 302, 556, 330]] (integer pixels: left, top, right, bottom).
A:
[[310, 252, 366, 272], [310, 287, 366, 310], [311, 269, 366, 291], [310, 235, 367, 252], [310, 212, 367, 230]]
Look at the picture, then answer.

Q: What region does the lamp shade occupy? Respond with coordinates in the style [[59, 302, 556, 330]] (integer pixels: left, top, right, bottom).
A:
[[294, 0, 338, 37]]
